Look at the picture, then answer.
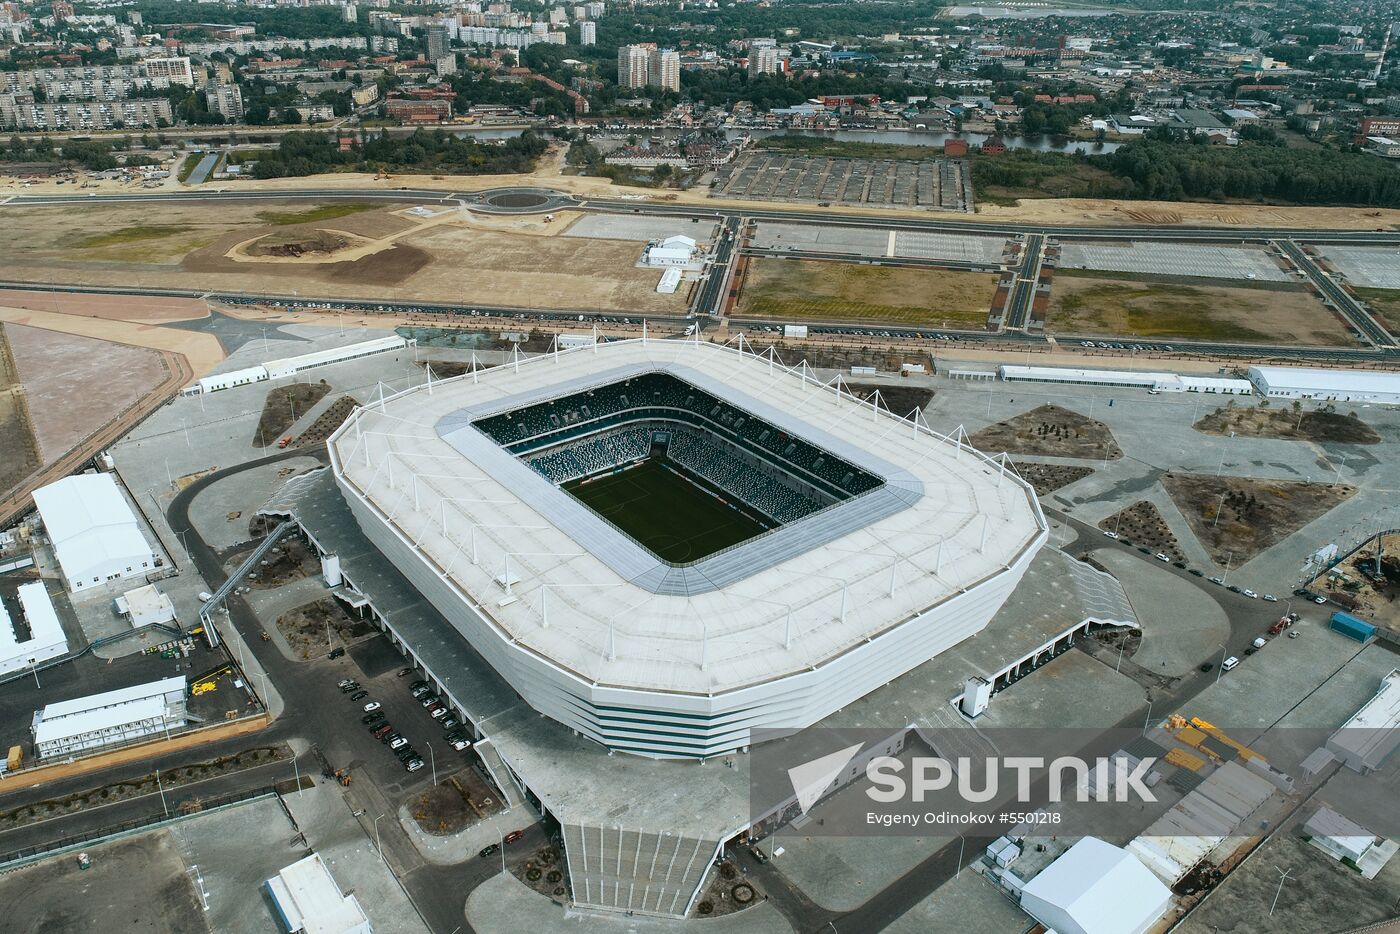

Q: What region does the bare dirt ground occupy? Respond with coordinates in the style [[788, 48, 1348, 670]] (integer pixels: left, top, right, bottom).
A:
[[0, 288, 208, 324], [1048, 273, 1353, 345], [274, 597, 369, 660], [254, 381, 332, 448], [0, 302, 223, 375], [294, 394, 359, 447], [5, 321, 168, 461], [970, 404, 1122, 460], [736, 258, 996, 328], [1161, 473, 1356, 565], [1195, 403, 1381, 444], [409, 770, 503, 835], [1307, 534, 1400, 628], [1355, 288, 1400, 333], [0, 324, 40, 497], [0, 201, 687, 313], [844, 382, 934, 419], [1097, 501, 1184, 561], [1014, 462, 1094, 496]]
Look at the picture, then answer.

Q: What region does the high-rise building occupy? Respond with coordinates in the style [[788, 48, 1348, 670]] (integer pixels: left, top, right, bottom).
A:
[[617, 44, 649, 88], [342, 2, 357, 22], [205, 82, 244, 119], [647, 48, 679, 91], [426, 24, 450, 62], [578, 20, 595, 46], [748, 43, 780, 77]]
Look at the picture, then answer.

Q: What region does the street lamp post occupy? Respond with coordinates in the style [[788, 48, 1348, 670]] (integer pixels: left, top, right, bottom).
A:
[[1270, 868, 1292, 915], [374, 814, 386, 861]]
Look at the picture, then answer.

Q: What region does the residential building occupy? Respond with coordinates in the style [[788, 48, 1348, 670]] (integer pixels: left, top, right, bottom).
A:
[[205, 82, 244, 119], [578, 20, 595, 46], [427, 23, 450, 62], [648, 48, 679, 92], [385, 97, 451, 123], [748, 42, 780, 77], [618, 44, 649, 88]]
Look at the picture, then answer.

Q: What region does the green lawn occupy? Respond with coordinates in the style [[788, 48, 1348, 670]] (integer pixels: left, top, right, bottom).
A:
[[564, 458, 766, 564], [75, 225, 194, 249]]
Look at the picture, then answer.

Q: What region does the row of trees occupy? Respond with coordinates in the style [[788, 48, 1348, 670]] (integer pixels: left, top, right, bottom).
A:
[[250, 129, 549, 179]]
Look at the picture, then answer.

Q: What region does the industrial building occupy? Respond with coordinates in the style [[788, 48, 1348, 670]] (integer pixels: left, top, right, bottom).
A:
[[186, 336, 412, 395], [998, 365, 1254, 395], [265, 853, 372, 934], [1019, 837, 1172, 934], [114, 583, 177, 629], [1246, 365, 1400, 404], [0, 582, 70, 677], [31, 473, 159, 594], [1326, 668, 1400, 773], [31, 675, 187, 759], [643, 235, 697, 267]]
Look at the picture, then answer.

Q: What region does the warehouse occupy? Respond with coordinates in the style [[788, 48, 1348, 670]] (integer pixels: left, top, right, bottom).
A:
[[31, 676, 187, 759], [1019, 837, 1172, 934], [1247, 366, 1400, 404], [31, 473, 159, 593], [0, 582, 70, 677], [187, 336, 412, 395], [643, 235, 697, 266]]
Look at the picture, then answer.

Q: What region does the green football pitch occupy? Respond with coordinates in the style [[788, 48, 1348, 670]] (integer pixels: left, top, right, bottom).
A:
[[562, 458, 767, 564]]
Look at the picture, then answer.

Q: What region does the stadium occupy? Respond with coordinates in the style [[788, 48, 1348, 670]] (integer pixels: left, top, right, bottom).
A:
[[327, 338, 1047, 759]]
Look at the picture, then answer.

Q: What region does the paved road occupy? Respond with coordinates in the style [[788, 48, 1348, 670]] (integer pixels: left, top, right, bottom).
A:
[[1004, 233, 1044, 331], [1278, 239, 1396, 348]]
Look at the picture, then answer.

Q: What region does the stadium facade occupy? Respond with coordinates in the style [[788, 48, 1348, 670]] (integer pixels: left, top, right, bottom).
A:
[[328, 339, 1046, 759]]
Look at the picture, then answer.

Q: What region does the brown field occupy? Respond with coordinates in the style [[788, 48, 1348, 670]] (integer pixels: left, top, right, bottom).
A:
[[1356, 288, 1400, 334], [736, 258, 997, 328], [1014, 462, 1093, 496], [970, 404, 1121, 460], [254, 381, 332, 448], [0, 202, 688, 314], [1161, 473, 1356, 566], [0, 325, 40, 496], [1097, 501, 1184, 561], [1048, 272, 1354, 345], [1195, 403, 1380, 444], [844, 382, 935, 419]]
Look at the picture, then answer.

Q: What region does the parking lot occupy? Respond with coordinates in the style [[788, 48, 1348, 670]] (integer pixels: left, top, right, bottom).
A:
[[562, 213, 718, 244], [750, 222, 1005, 265], [1058, 241, 1291, 281], [1318, 245, 1400, 289], [716, 153, 972, 212]]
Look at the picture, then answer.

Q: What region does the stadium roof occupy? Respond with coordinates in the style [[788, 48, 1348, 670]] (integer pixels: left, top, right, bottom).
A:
[[329, 339, 1044, 697]]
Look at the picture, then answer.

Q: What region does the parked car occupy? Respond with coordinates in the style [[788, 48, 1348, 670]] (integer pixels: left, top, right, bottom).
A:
[[398, 668, 415, 678], [1154, 553, 1170, 563], [410, 680, 431, 692], [1102, 530, 1119, 540], [382, 731, 402, 745], [349, 690, 369, 702], [1221, 656, 1240, 672], [1209, 576, 1224, 585], [420, 694, 441, 708], [339, 681, 361, 693], [1188, 569, 1204, 577], [440, 715, 460, 729], [504, 830, 525, 845], [1314, 595, 1327, 604], [405, 758, 425, 773], [327, 647, 345, 660], [361, 712, 385, 725], [1227, 585, 1242, 594], [1242, 589, 1259, 599], [389, 736, 409, 750], [448, 736, 471, 751], [372, 723, 394, 739], [337, 678, 356, 689], [363, 701, 382, 712], [479, 844, 500, 858], [425, 702, 445, 715], [1263, 594, 1278, 602], [1198, 662, 1214, 673], [410, 685, 433, 699], [430, 706, 450, 720], [1288, 630, 1301, 639]]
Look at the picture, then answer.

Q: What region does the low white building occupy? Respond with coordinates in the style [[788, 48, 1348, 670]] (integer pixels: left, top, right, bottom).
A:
[[31, 473, 158, 593], [1019, 837, 1172, 934], [114, 583, 176, 628], [0, 582, 70, 677], [32, 675, 187, 758], [264, 853, 372, 934], [1304, 806, 1399, 878], [1326, 668, 1400, 773], [644, 235, 697, 267], [656, 268, 682, 293], [999, 365, 1254, 394], [1247, 366, 1400, 404], [186, 336, 412, 395]]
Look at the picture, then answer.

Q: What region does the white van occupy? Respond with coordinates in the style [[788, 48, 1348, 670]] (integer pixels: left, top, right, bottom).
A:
[[1221, 656, 1240, 672]]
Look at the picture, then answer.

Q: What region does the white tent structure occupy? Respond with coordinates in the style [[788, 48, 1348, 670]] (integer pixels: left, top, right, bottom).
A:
[[1020, 837, 1172, 934], [31, 474, 157, 593]]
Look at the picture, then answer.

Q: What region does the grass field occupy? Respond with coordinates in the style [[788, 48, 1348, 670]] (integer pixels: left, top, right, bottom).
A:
[[75, 225, 195, 249], [1048, 271, 1354, 345], [736, 258, 997, 328], [255, 203, 379, 226], [564, 458, 766, 564]]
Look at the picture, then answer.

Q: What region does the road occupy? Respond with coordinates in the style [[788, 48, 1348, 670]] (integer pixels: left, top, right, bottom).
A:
[[1003, 233, 1044, 331], [1, 187, 1395, 363], [1278, 239, 1396, 348]]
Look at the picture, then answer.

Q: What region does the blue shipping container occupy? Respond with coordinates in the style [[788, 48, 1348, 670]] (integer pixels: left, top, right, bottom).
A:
[[1330, 611, 1377, 642]]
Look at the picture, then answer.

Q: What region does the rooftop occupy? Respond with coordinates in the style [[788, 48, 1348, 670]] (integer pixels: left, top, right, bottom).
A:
[[329, 339, 1044, 697]]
